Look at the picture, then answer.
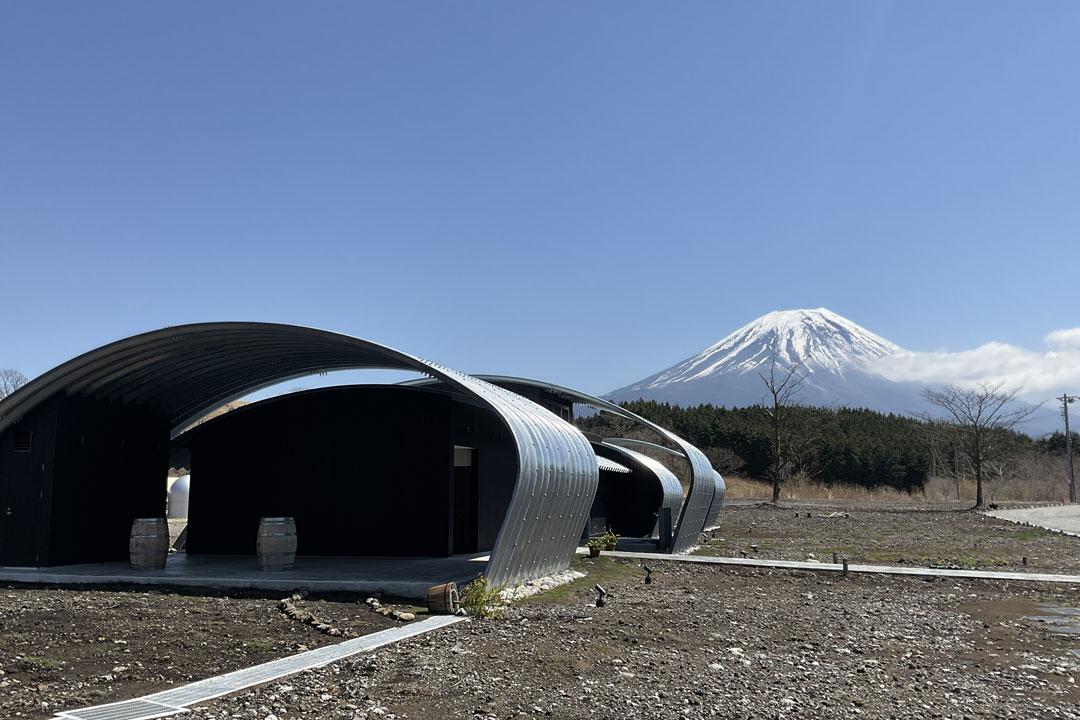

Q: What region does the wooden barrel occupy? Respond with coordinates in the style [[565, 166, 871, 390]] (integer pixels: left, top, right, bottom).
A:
[[426, 582, 460, 615], [257, 517, 297, 570], [129, 518, 169, 570]]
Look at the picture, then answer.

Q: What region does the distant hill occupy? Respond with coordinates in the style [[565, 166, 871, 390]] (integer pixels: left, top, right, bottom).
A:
[[605, 308, 1058, 436]]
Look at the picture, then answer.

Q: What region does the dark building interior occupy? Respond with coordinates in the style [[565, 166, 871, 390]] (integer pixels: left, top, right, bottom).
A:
[[182, 385, 518, 558], [0, 384, 522, 567], [589, 442, 665, 538], [0, 394, 168, 567]]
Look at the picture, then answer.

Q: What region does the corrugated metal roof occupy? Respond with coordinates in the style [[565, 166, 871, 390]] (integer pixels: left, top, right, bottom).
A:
[[467, 376, 720, 553], [704, 470, 727, 530]]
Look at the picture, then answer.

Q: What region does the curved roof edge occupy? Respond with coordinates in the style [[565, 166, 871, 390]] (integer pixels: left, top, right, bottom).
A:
[[466, 375, 719, 553]]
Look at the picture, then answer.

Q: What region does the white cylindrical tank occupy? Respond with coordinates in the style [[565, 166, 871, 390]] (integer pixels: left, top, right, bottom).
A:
[[167, 474, 190, 519]]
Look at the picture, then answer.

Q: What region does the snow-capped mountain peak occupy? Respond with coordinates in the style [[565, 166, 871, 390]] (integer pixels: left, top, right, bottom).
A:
[[604, 309, 914, 410], [641, 308, 902, 389], [603, 309, 1059, 435]]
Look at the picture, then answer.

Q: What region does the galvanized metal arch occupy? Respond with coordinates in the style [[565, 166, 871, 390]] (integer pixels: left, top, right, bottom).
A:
[[602, 437, 687, 459], [596, 441, 683, 538], [466, 376, 719, 553], [704, 470, 727, 530], [0, 323, 597, 586]]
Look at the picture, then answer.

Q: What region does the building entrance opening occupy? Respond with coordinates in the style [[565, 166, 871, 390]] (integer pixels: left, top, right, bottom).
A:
[[180, 386, 514, 560]]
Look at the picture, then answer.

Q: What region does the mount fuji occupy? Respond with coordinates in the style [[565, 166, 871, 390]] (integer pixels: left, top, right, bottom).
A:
[[605, 309, 1057, 435]]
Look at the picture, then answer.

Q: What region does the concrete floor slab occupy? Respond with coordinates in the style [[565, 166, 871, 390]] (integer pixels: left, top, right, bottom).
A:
[[0, 552, 489, 597], [985, 504, 1080, 536]]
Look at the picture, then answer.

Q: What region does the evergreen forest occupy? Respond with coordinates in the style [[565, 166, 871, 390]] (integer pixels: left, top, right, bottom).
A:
[[578, 400, 1077, 494]]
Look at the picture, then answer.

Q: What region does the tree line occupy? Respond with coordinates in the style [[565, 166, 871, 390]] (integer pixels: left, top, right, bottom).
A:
[[579, 399, 1061, 495]]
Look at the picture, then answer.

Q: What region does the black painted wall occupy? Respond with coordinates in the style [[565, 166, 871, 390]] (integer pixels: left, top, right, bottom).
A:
[[0, 397, 57, 566], [185, 386, 518, 558], [50, 396, 169, 565], [451, 399, 516, 551], [0, 395, 169, 566]]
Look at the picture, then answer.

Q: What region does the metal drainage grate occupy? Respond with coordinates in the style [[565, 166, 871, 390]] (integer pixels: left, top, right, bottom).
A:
[[55, 615, 465, 720], [55, 699, 185, 720]]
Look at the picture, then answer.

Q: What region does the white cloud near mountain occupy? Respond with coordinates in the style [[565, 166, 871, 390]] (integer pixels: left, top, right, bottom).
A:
[[1045, 328, 1080, 351], [868, 328, 1080, 403]]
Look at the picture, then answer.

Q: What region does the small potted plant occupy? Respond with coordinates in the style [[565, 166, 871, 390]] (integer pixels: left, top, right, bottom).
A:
[[601, 528, 620, 551], [586, 537, 605, 557]]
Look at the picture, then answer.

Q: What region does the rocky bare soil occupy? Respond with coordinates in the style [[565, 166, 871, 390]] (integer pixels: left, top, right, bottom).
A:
[[0, 585, 400, 719], [177, 558, 1080, 720], [3, 502, 1079, 719]]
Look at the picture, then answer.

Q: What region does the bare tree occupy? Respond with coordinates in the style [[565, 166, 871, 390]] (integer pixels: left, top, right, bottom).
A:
[[0, 369, 28, 400], [759, 349, 806, 504], [920, 382, 1038, 508], [704, 446, 745, 476], [919, 416, 965, 500]]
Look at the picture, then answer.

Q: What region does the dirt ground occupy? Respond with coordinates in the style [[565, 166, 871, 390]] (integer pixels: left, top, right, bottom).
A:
[[0, 585, 402, 719], [189, 559, 1080, 720], [701, 499, 1080, 573], [3, 501, 1080, 720]]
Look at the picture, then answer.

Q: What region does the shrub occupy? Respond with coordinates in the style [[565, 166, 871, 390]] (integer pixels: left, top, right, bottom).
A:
[[460, 574, 506, 619]]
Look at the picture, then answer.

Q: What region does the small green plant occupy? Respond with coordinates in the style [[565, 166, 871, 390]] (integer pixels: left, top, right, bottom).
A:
[[460, 574, 506, 619], [585, 537, 606, 549], [601, 528, 620, 548], [242, 640, 274, 653], [23, 656, 62, 670]]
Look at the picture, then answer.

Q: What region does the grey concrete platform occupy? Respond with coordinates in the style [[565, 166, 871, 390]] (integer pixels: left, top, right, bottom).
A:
[[0, 552, 490, 598], [985, 504, 1080, 537], [581, 548, 1080, 584]]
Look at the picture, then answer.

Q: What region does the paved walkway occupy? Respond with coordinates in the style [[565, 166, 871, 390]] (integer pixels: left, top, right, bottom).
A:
[[578, 548, 1080, 584], [54, 615, 465, 720], [985, 504, 1080, 537]]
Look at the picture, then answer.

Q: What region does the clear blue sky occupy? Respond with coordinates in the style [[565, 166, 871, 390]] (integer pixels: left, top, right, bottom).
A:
[[3, 2, 1078, 397]]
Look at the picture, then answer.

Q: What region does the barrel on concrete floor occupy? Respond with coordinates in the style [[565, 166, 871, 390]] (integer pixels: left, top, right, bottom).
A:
[[257, 517, 297, 570], [426, 582, 460, 614], [130, 518, 169, 570]]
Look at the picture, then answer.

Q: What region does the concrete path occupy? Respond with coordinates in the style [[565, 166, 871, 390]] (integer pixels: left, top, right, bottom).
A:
[[985, 504, 1080, 537], [578, 548, 1080, 584], [54, 615, 466, 720]]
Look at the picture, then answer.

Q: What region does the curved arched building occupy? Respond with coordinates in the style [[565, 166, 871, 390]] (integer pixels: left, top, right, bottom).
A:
[[0, 323, 723, 585], [428, 376, 723, 553], [0, 323, 597, 585]]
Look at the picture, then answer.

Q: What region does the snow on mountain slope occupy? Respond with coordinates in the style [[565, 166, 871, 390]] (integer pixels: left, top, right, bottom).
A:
[[604, 309, 924, 416], [636, 308, 901, 388], [605, 308, 1058, 435]]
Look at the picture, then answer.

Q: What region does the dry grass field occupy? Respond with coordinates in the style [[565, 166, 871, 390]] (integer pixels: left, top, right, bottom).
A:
[[725, 470, 1075, 505]]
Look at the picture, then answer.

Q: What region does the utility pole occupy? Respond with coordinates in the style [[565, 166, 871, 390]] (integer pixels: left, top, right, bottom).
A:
[[1062, 394, 1078, 503]]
